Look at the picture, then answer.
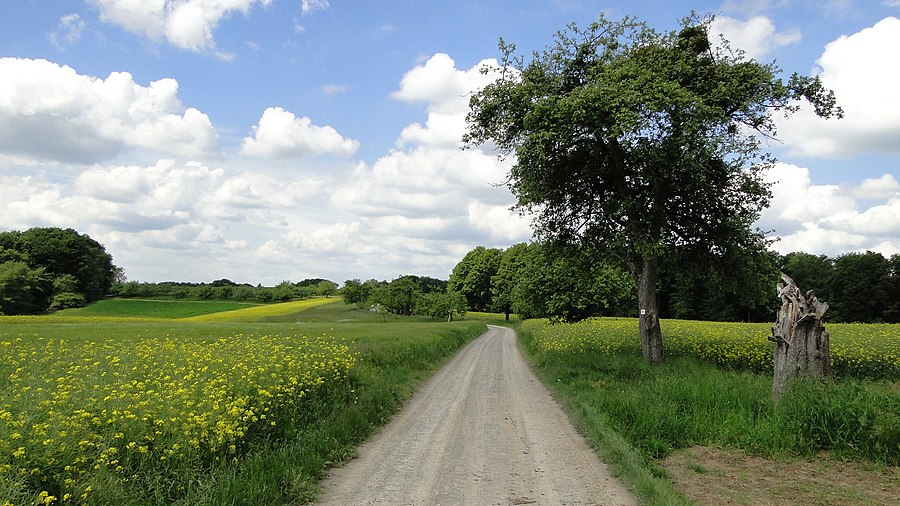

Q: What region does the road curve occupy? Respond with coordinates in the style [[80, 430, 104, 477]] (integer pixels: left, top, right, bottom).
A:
[[316, 325, 636, 506]]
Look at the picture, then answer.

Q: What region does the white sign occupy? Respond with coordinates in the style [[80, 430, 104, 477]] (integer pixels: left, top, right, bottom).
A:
[[640, 309, 646, 315]]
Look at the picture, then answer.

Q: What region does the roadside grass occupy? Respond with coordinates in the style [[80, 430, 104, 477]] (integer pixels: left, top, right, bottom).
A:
[[1, 303, 485, 505], [515, 320, 900, 506], [56, 298, 262, 319]]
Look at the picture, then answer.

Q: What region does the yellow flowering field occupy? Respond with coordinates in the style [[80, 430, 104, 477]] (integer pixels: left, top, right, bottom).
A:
[[0, 330, 354, 505], [524, 317, 900, 380], [179, 297, 340, 322]]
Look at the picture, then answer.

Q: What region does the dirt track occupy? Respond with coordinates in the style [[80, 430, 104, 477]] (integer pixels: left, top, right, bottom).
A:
[[316, 325, 636, 506]]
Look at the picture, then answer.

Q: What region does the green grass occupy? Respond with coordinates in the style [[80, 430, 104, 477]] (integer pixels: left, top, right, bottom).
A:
[[1, 302, 486, 505], [515, 320, 900, 506], [56, 298, 263, 319]]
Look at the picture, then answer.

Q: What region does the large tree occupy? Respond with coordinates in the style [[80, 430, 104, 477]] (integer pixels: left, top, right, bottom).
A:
[[464, 15, 840, 363], [448, 246, 502, 312]]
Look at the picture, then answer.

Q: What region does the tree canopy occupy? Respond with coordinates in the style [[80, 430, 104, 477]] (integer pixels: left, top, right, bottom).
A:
[[0, 227, 118, 314], [464, 14, 840, 363]]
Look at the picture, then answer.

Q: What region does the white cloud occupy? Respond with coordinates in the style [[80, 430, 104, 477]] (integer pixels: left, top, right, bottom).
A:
[[778, 17, 900, 157], [49, 13, 86, 49], [0, 58, 220, 163], [240, 107, 359, 159], [301, 0, 330, 15], [759, 163, 900, 256], [320, 84, 350, 95], [392, 53, 501, 116], [391, 53, 506, 150], [467, 202, 532, 242], [709, 15, 800, 59], [88, 0, 271, 55], [851, 174, 900, 199]]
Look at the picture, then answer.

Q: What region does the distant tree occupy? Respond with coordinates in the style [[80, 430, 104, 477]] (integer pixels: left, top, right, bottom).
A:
[[49, 291, 87, 311], [417, 290, 468, 321], [0, 261, 51, 314], [297, 278, 330, 288], [464, 15, 840, 362], [273, 281, 296, 302], [342, 279, 364, 304], [492, 243, 529, 320], [661, 244, 780, 322], [829, 251, 892, 322], [372, 276, 421, 316], [211, 278, 238, 287], [195, 285, 215, 300], [511, 243, 635, 322], [0, 227, 117, 303], [449, 246, 502, 312], [316, 280, 338, 298], [233, 286, 256, 301]]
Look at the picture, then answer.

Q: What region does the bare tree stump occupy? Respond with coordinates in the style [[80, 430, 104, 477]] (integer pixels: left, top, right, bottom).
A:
[[770, 273, 832, 398]]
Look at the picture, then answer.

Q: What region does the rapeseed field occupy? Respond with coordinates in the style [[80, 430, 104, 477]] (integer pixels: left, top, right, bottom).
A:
[[0, 330, 354, 504], [525, 317, 900, 380]]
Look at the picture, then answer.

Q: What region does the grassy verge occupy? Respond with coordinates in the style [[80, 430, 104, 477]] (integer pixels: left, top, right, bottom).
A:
[[514, 321, 900, 506], [1, 303, 485, 505]]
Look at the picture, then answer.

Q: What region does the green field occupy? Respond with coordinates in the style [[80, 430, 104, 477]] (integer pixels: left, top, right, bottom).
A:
[[0, 299, 486, 505]]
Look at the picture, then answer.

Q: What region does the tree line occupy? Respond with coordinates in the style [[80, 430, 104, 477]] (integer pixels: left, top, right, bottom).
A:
[[341, 276, 467, 321], [0, 227, 119, 314], [113, 278, 339, 303], [448, 243, 900, 324]]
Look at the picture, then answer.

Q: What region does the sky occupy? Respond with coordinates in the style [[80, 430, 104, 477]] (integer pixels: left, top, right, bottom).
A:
[[1, 1, 899, 285]]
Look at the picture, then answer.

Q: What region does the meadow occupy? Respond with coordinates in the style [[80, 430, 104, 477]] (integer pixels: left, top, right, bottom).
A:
[[0, 299, 486, 505], [517, 317, 900, 504]]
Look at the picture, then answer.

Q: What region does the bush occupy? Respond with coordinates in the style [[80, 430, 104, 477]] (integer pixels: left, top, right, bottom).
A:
[[50, 292, 87, 311]]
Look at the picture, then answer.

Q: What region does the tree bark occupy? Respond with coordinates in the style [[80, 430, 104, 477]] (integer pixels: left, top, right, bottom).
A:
[[770, 273, 831, 398], [637, 253, 664, 364]]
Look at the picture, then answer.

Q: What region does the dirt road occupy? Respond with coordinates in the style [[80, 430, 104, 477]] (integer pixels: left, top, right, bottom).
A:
[[316, 325, 636, 505]]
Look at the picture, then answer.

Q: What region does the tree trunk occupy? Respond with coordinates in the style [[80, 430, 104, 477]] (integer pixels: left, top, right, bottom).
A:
[[637, 253, 664, 364], [770, 273, 831, 398]]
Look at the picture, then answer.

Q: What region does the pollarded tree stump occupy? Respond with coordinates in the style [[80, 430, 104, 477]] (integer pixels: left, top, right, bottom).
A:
[[770, 273, 831, 398]]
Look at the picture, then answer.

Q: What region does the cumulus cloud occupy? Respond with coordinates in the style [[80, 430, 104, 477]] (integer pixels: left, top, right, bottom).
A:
[[87, 0, 271, 55], [391, 53, 502, 147], [0, 158, 346, 281], [759, 163, 900, 256], [240, 107, 359, 159], [0, 58, 220, 163], [777, 17, 900, 157], [709, 15, 800, 59]]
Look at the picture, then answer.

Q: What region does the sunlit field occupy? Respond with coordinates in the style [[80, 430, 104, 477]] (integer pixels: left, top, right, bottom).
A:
[[0, 300, 485, 505], [524, 317, 900, 380]]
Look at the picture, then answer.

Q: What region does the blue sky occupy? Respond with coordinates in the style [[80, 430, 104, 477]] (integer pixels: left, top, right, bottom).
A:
[[1, 1, 899, 284]]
